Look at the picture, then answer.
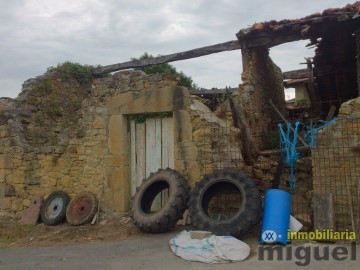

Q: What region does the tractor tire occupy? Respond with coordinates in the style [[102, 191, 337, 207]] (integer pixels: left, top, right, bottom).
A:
[[131, 168, 190, 233], [66, 192, 97, 226], [189, 169, 262, 236], [40, 190, 70, 226]]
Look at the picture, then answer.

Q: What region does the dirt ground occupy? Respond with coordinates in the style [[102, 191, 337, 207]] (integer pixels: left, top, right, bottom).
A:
[[0, 214, 146, 249]]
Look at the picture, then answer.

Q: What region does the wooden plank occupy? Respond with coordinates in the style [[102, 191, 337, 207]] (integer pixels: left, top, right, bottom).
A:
[[145, 118, 156, 176], [146, 118, 162, 211], [145, 118, 162, 174], [130, 120, 136, 196], [283, 69, 309, 80], [92, 40, 241, 74], [152, 118, 163, 211], [269, 99, 309, 147], [135, 123, 146, 189], [313, 193, 335, 231], [345, 175, 355, 233], [155, 118, 162, 169], [161, 118, 174, 209], [239, 33, 305, 48], [161, 117, 174, 169], [259, 146, 310, 157], [325, 105, 337, 121]]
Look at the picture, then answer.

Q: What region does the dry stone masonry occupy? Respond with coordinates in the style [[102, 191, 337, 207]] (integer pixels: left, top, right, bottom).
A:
[[0, 69, 243, 216]]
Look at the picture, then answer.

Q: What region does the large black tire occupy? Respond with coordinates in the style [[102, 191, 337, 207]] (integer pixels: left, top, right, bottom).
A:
[[131, 168, 190, 233], [41, 190, 70, 226], [189, 169, 262, 236], [66, 192, 97, 226]]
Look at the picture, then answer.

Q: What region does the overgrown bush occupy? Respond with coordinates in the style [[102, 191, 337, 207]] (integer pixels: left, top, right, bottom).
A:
[[45, 61, 93, 84], [133, 52, 199, 89]]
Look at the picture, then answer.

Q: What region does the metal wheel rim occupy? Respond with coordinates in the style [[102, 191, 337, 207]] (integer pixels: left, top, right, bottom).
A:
[[45, 197, 63, 219]]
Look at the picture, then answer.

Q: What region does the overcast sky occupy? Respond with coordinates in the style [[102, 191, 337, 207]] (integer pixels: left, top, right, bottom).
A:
[[0, 0, 353, 98]]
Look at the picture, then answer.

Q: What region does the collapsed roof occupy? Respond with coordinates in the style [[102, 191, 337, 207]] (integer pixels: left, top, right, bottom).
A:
[[237, 2, 360, 112], [237, 2, 360, 48]]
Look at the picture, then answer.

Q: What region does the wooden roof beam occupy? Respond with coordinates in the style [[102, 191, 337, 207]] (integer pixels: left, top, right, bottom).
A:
[[283, 69, 309, 79], [92, 40, 241, 75]]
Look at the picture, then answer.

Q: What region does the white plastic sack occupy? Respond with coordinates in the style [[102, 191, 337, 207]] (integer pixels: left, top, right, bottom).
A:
[[169, 230, 250, 264]]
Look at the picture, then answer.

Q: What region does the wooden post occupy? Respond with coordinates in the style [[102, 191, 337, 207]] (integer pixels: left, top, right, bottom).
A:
[[313, 193, 335, 231], [229, 96, 258, 165], [269, 99, 309, 147], [345, 175, 355, 233]]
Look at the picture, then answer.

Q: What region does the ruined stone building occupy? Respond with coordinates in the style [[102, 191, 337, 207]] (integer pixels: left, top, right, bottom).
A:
[[0, 2, 360, 232]]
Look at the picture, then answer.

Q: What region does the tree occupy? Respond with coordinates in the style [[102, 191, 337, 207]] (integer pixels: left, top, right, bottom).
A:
[[133, 52, 198, 89]]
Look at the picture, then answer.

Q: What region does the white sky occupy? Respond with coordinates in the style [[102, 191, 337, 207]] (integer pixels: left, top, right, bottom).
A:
[[0, 0, 353, 98]]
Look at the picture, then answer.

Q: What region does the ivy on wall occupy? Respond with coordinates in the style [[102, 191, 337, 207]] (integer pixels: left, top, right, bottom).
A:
[[130, 112, 172, 124]]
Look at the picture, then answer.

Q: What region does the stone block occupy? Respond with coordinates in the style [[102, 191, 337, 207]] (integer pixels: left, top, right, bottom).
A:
[[105, 167, 130, 212], [253, 169, 264, 179], [0, 129, 8, 138], [23, 198, 31, 207], [104, 155, 121, 167], [108, 117, 129, 168], [60, 175, 72, 188], [108, 87, 174, 115], [173, 110, 193, 142], [12, 158, 22, 167], [0, 169, 5, 183], [0, 198, 12, 210], [87, 184, 102, 196], [20, 196, 43, 225], [12, 199, 23, 212], [0, 183, 16, 197], [130, 81, 144, 91], [47, 171, 64, 179], [6, 171, 25, 184], [0, 155, 12, 169], [93, 116, 105, 129]]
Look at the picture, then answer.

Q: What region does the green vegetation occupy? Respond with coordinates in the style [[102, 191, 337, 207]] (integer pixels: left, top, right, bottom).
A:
[[45, 61, 93, 84], [130, 112, 172, 124], [133, 53, 198, 89], [32, 78, 53, 94]]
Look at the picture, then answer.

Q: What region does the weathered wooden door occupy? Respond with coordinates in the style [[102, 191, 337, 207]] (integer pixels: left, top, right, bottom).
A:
[[130, 117, 174, 206]]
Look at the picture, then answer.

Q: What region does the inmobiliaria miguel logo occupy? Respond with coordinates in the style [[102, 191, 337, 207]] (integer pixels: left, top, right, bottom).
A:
[[259, 229, 357, 266]]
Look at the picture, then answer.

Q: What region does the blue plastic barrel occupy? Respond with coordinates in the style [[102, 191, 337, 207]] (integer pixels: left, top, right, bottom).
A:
[[260, 189, 291, 245]]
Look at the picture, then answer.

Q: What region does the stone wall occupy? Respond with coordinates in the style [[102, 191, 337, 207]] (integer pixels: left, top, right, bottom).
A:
[[312, 97, 360, 230], [231, 47, 285, 163], [0, 69, 245, 216], [189, 97, 245, 176], [0, 70, 183, 215], [295, 84, 311, 104]]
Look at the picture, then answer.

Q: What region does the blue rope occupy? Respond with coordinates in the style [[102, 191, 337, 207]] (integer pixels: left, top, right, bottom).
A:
[[278, 121, 300, 192], [277, 118, 338, 192], [302, 118, 338, 148]]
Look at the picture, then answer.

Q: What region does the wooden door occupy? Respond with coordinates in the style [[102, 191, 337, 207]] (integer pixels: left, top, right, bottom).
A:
[[130, 117, 174, 210]]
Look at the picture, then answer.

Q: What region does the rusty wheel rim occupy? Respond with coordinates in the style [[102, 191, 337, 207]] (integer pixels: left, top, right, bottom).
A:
[[67, 195, 94, 223]]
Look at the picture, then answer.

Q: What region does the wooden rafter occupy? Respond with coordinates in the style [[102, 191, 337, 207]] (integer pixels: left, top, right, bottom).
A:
[[92, 40, 241, 75]]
